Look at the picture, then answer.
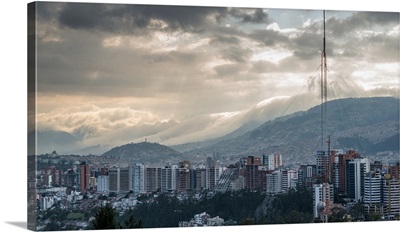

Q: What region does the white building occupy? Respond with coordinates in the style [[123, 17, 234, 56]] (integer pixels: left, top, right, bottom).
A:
[[97, 175, 109, 193], [364, 172, 382, 206], [40, 196, 55, 211], [282, 169, 298, 191], [194, 212, 209, 226], [266, 170, 282, 194], [383, 175, 400, 219], [263, 154, 282, 170], [131, 164, 145, 194], [206, 167, 222, 190], [160, 165, 177, 192], [313, 183, 333, 221]]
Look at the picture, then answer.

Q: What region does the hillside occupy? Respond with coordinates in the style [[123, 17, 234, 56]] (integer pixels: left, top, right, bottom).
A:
[[101, 141, 182, 163], [182, 97, 399, 165]]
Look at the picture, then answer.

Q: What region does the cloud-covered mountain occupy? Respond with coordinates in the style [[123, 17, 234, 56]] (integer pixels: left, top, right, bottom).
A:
[[32, 94, 318, 155], [34, 96, 399, 167], [181, 97, 399, 165]]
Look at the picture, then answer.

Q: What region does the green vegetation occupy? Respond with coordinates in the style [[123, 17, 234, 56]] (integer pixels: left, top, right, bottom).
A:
[[119, 209, 143, 229], [101, 141, 183, 163], [132, 190, 265, 228], [91, 204, 143, 230], [92, 203, 117, 229], [263, 187, 313, 224], [66, 212, 84, 220]]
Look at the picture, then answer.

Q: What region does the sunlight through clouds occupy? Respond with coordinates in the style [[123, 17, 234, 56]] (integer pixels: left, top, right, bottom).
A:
[[34, 2, 399, 154]]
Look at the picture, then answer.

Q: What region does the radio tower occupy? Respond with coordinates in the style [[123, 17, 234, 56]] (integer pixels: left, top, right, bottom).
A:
[[321, 10, 328, 151], [314, 11, 333, 223]]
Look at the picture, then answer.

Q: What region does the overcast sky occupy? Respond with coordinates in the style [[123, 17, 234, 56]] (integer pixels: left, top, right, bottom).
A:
[[33, 2, 399, 151]]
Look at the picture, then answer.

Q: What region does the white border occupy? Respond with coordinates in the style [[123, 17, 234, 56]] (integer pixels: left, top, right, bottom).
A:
[[0, 1, 399, 232]]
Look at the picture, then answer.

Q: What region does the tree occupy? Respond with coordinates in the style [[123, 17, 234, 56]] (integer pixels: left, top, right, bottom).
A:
[[92, 203, 117, 229], [263, 187, 313, 224], [348, 202, 365, 221], [120, 208, 143, 229], [240, 218, 254, 225], [365, 213, 382, 221], [328, 206, 347, 222]]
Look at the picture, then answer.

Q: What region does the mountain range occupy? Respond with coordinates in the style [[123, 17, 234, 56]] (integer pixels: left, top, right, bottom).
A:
[[177, 97, 399, 165], [32, 97, 399, 166]]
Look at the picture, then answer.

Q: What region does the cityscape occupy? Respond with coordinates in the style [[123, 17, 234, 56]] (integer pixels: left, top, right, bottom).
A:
[[27, 2, 400, 231], [28, 145, 399, 230]]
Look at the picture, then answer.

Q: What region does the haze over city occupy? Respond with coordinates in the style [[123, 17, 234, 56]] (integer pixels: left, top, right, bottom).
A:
[[33, 2, 399, 154]]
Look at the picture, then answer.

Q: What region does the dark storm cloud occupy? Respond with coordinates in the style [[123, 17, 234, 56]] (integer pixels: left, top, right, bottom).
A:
[[36, 28, 211, 98], [324, 26, 399, 63], [327, 11, 399, 37], [228, 8, 271, 23], [57, 3, 229, 33], [249, 29, 289, 47], [288, 31, 323, 59], [36, 2, 63, 21]]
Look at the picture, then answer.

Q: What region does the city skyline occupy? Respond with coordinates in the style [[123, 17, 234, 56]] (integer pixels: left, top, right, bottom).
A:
[[33, 2, 399, 154]]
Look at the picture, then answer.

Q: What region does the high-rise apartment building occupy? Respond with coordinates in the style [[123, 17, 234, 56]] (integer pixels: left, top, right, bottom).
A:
[[281, 169, 297, 191], [131, 164, 145, 194], [313, 183, 334, 222], [337, 150, 361, 195], [160, 165, 176, 192], [363, 171, 383, 214], [176, 168, 191, 192], [364, 171, 383, 204], [383, 174, 400, 219], [240, 156, 262, 168], [363, 171, 400, 219], [263, 154, 282, 170], [64, 169, 77, 187], [109, 168, 119, 193], [45, 166, 62, 186], [119, 168, 131, 193], [346, 158, 370, 201], [389, 162, 400, 180], [316, 150, 336, 183], [244, 156, 262, 191], [266, 170, 282, 194], [190, 169, 197, 190], [206, 167, 222, 190], [298, 164, 317, 188], [145, 167, 161, 192], [80, 162, 90, 193], [97, 175, 109, 193], [195, 168, 207, 191]]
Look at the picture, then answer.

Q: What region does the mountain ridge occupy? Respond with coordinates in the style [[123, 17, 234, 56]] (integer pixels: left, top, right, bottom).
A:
[[181, 97, 399, 165], [101, 141, 183, 164]]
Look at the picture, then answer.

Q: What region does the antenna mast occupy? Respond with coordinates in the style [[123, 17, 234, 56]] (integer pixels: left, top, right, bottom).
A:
[[321, 10, 328, 151]]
